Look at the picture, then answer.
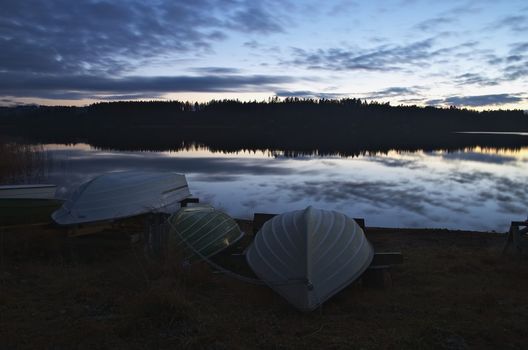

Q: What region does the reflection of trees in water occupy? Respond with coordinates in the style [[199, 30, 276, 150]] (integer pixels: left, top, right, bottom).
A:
[[1, 99, 527, 156], [0, 142, 52, 184]]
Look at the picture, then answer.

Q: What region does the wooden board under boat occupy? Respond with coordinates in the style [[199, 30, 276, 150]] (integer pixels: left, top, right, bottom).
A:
[[0, 184, 57, 199], [0, 198, 64, 226]]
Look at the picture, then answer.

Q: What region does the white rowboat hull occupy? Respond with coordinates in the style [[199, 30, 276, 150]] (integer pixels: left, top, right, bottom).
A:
[[52, 171, 191, 225], [246, 206, 374, 312]]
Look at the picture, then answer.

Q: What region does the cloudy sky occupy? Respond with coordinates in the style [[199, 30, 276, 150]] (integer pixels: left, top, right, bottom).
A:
[[1, 0, 527, 109]]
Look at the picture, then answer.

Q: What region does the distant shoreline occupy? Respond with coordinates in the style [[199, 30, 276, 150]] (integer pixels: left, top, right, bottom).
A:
[[1, 99, 528, 155], [456, 131, 528, 136]]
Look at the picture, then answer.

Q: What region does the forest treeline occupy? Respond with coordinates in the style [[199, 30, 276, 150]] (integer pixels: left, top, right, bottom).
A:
[[0, 98, 527, 155]]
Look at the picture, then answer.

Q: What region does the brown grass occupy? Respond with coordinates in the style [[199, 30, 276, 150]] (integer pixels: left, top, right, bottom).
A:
[[0, 141, 51, 184], [1, 225, 528, 349]]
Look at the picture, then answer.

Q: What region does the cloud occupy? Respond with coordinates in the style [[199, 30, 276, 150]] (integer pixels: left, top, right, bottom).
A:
[[442, 153, 516, 165], [49, 149, 301, 178], [326, 1, 359, 16], [397, 97, 428, 105], [448, 171, 495, 185], [414, 16, 456, 31], [0, 0, 286, 78], [274, 90, 347, 99], [243, 40, 260, 49], [97, 93, 165, 101], [485, 54, 504, 66], [0, 72, 296, 99], [278, 179, 443, 216], [0, 1, 294, 101], [453, 73, 498, 86], [492, 15, 528, 32], [227, 4, 284, 34], [426, 94, 524, 107], [365, 86, 420, 99], [503, 63, 528, 80], [190, 67, 241, 74], [479, 176, 528, 214], [0, 98, 26, 107], [482, 43, 528, 81], [368, 156, 423, 169], [287, 39, 435, 71], [285, 37, 475, 72], [441, 3, 482, 16], [506, 55, 524, 63]]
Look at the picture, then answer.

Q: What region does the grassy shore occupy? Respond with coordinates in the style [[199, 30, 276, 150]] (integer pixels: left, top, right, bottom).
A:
[[0, 142, 50, 184], [1, 223, 527, 349]]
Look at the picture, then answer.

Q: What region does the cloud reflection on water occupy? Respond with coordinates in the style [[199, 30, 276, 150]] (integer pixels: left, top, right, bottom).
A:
[[45, 144, 528, 231]]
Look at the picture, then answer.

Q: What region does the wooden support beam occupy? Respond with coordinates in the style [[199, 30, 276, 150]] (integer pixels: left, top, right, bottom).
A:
[[503, 220, 528, 255], [180, 197, 199, 207]]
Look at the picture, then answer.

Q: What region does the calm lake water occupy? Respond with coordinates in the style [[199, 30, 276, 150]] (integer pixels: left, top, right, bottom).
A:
[[43, 143, 528, 232]]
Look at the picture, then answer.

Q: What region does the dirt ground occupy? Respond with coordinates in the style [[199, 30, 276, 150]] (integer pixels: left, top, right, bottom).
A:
[[1, 222, 527, 350]]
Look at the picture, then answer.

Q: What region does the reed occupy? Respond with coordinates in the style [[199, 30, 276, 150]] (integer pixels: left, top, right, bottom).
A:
[[0, 142, 51, 184]]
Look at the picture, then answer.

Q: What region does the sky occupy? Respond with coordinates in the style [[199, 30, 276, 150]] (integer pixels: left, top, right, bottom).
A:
[[1, 0, 527, 109]]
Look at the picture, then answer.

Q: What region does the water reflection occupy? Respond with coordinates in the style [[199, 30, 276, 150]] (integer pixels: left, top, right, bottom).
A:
[[45, 144, 528, 232]]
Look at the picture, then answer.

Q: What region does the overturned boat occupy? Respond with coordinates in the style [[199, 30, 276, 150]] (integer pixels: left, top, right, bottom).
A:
[[246, 206, 374, 312], [52, 171, 191, 225], [167, 205, 245, 262], [0, 184, 63, 225]]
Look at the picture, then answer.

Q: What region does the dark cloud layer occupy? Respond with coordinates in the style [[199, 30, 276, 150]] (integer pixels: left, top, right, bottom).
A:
[[365, 87, 420, 100], [427, 94, 524, 107], [274, 90, 346, 99], [510, 42, 528, 55], [0, 73, 295, 99], [0, 0, 289, 100], [0, 1, 285, 76]]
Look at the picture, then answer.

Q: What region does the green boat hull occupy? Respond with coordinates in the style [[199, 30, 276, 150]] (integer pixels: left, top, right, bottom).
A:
[[167, 206, 244, 262], [0, 198, 64, 226]]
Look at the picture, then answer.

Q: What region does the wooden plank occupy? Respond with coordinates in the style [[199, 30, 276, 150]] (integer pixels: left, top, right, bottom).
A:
[[511, 221, 528, 226], [180, 197, 199, 207], [68, 223, 114, 237], [503, 221, 528, 255]]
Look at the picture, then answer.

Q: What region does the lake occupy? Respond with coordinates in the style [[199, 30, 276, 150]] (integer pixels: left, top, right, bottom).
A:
[[42, 142, 528, 232]]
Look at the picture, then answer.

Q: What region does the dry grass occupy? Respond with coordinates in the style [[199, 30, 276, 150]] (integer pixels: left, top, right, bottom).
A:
[[0, 141, 51, 184], [1, 225, 528, 349]]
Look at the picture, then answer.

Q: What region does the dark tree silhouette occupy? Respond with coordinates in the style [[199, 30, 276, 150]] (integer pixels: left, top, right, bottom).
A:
[[0, 99, 527, 156]]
